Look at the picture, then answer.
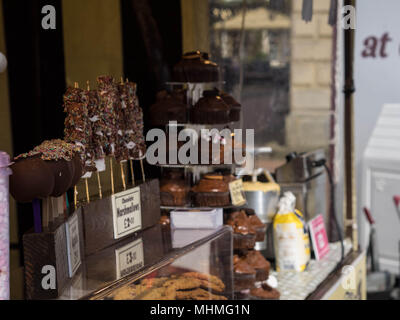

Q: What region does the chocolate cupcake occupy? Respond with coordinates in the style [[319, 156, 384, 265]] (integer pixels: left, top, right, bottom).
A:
[[227, 211, 257, 250], [249, 284, 280, 300], [160, 170, 190, 207], [149, 90, 188, 125], [173, 51, 219, 83], [191, 173, 230, 207], [248, 215, 267, 242], [233, 255, 256, 292], [243, 250, 271, 282], [198, 134, 227, 165], [159, 215, 171, 226], [191, 90, 230, 124], [219, 91, 241, 122]]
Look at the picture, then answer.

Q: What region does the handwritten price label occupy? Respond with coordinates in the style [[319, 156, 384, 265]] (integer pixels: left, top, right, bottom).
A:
[[229, 179, 247, 207], [112, 187, 142, 239]]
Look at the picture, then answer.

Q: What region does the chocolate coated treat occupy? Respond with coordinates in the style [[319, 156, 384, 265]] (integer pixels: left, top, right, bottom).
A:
[[97, 76, 119, 156], [46, 159, 73, 197], [87, 89, 107, 160], [233, 233, 256, 250], [150, 90, 188, 125], [243, 250, 270, 282], [125, 81, 146, 159], [226, 211, 256, 235], [250, 284, 280, 300], [191, 174, 230, 207], [191, 90, 230, 124], [160, 180, 190, 207], [219, 90, 241, 122], [233, 258, 256, 292], [173, 51, 219, 83], [248, 215, 267, 242], [63, 87, 95, 172], [159, 215, 170, 226], [11, 140, 84, 202], [10, 155, 55, 203]]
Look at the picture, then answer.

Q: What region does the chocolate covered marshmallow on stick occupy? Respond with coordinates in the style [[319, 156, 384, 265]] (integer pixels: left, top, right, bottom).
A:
[[97, 76, 119, 194], [86, 81, 108, 198], [124, 79, 147, 183], [63, 83, 96, 204]]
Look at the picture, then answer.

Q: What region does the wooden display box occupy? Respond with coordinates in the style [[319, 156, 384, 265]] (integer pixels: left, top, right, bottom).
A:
[[23, 207, 85, 300], [82, 179, 161, 256]]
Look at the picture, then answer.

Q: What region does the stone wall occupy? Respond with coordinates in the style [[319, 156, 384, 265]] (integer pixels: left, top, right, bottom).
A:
[[286, 0, 334, 151]]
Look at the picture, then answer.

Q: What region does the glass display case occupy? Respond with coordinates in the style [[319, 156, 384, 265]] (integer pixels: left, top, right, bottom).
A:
[[59, 225, 233, 300]]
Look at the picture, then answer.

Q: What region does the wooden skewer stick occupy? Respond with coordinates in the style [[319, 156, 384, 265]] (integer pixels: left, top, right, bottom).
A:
[[85, 178, 90, 203], [120, 162, 126, 191], [129, 159, 135, 186], [97, 171, 103, 199], [140, 159, 146, 182], [110, 157, 115, 194], [73, 81, 80, 207], [74, 186, 78, 209]]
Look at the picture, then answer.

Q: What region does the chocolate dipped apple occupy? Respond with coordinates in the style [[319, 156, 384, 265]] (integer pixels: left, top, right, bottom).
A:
[[10, 139, 83, 203]]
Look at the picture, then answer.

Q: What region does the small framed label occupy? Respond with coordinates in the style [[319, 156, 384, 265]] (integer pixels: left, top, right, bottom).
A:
[[65, 213, 81, 278], [115, 238, 144, 279], [229, 179, 247, 206], [112, 187, 142, 239]]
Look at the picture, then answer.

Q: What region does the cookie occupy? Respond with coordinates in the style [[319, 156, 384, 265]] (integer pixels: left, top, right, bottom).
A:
[[181, 272, 225, 292]]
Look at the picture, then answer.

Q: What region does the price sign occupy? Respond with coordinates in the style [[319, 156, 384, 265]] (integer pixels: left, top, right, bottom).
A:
[[308, 214, 330, 260], [112, 187, 142, 239], [115, 238, 144, 279], [65, 213, 81, 278], [229, 179, 247, 206]]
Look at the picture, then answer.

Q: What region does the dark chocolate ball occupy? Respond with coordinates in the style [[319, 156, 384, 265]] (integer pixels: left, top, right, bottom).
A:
[[46, 159, 73, 197], [9, 156, 55, 203]]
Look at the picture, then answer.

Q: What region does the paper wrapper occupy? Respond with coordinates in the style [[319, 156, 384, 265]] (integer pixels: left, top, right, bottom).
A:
[[0, 151, 11, 300]]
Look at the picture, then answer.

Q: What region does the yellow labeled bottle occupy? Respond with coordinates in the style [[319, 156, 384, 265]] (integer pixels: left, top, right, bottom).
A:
[[273, 192, 311, 272]]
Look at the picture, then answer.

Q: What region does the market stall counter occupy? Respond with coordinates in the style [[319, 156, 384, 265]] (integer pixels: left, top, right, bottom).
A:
[[59, 224, 233, 300]]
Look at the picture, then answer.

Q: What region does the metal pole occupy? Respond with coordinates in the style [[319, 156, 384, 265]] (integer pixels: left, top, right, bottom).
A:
[[343, 0, 358, 250]]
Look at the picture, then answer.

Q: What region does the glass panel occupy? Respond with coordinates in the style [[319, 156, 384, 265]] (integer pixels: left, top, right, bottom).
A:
[[209, 0, 335, 171]]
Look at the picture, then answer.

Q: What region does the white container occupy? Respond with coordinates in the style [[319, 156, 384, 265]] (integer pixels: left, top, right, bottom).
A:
[[170, 208, 223, 230]]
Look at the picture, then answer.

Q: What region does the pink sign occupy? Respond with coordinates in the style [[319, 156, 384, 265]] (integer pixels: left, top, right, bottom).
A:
[[308, 214, 330, 261]]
